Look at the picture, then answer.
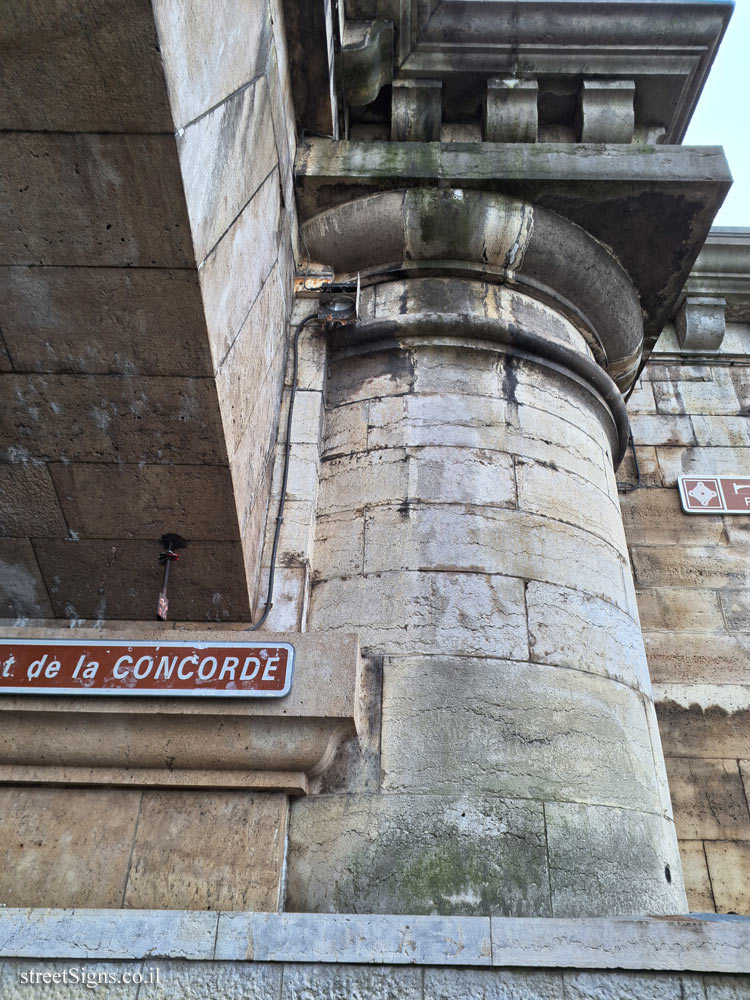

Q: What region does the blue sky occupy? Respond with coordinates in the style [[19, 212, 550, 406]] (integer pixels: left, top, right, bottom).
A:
[[685, 0, 750, 225]]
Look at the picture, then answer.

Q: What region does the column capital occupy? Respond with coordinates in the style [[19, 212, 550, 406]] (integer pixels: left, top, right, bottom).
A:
[[303, 187, 643, 392]]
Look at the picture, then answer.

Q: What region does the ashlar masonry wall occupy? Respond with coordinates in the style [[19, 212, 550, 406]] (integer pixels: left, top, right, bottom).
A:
[[622, 322, 750, 915]]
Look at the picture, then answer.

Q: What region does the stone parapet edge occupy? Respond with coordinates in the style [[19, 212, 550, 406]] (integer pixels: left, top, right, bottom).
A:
[[0, 911, 748, 972]]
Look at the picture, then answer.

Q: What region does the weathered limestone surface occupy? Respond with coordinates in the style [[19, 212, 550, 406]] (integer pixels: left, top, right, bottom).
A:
[[0, 787, 288, 912], [123, 791, 287, 912], [623, 330, 750, 914], [0, 625, 361, 797], [0, 0, 297, 621], [287, 194, 682, 918], [379, 657, 662, 813], [287, 793, 551, 916]]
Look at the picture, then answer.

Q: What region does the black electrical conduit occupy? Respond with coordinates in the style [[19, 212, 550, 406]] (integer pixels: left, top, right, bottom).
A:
[[247, 312, 319, 631]]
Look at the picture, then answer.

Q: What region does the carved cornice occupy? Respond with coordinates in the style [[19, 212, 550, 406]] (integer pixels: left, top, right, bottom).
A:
[[286, 1, 732, 142]]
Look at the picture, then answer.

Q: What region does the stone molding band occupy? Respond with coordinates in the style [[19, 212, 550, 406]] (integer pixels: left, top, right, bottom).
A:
[[1, 909, 748, 972], [329, 313, 631, 466], [302, 188, 644, 391]]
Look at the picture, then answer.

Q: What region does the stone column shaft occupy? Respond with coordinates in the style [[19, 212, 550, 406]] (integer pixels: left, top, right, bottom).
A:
[[286, 190, 686, 918]]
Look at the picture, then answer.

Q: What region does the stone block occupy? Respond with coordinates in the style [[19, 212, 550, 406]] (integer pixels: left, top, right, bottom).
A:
[[579, 79, 635, 143], [563, 970, 705, 999], [367, 394, 507, 451], [0, 464, 66, 538], [216, 912, 492, 965], [276, 389, 324, 447], [679, 840, 716, 912], [0, 0, 172, 132], [652, 377, 740, 416], [123, 790, 287, 911], [317, 449, 410, 514], [526, 581, 651, 693], [506, 403, 611, 496], [507, 361, 610, 450], [743, 762, 750, 811], [631, 545, 750, 591], [392, 80, 442, 142], [287, 334, 325, 405], [308, 571, 529, 659], [380, 656, 662, 813], [322, 401, 369, 457], [408, 447, 517, 508], [0, 266, 214, 377], [177, 76, 277, 263], [49, 463, 240, 541], [0, 960, 142, 998], [260, 499, 315, 568], [620, 487, 724, 546], [692, 416, 750, 448], [1, 134, 193, 267], [327, 350, 415, 407], [637, 588, 725, 633], [0, 786, 139, 907], [655, 448, 750, 488], [655, 691, 750, 760], [283, 964, 421, 1000], [405, 341, 503, 398], [215, 264, 288, 454], [545, 801, 687, 916], [666, 758, 750, 841], [626, 379, 656, 415], [676, 297, 727, 351], [644, 698, 675, 821], [270, 443, 320, 504], [287, 793, 550, 916], [489, 915, 750, 972], [138, 961, 281, 1000], [252, 564, 307, 631], [723, 521, 750, 546], [516, 457, 628, 556], [429, 968, 565, 999], [33, 538, 250, 621], [630, 415, 697, 447], [231, 427, 275, 574], [0, 909, 218, 959], [266, 27, 296, 203], [704, 974, 750, 999], [645, 632, 750, 685], [152, 0, 270, 130], [0, 539, 53, 618], [1, 373, 228, 465], [484, 78, 539, 143], [617, 445, 662, 489], [199, 170, 282, 369], [704, 842, 750, 914], [362, 505, 631, 614], [313, 512, 365, 580]]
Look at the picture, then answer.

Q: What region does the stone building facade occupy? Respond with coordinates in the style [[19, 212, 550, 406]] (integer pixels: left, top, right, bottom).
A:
[[1, 0, 749, 995]]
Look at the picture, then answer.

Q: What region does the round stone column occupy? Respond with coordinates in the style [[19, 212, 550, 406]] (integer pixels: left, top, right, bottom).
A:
[[287, 190, 687, 917]]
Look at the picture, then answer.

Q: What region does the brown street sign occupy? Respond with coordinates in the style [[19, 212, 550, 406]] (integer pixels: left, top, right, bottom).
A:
[[678, 475, 750, 514], [0, 639, 294, 697]]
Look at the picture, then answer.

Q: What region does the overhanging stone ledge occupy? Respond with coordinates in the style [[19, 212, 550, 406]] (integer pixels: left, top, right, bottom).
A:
[[0, 910, 748, 972], [0, 628, 362, 795], [295, 140, 732, 362]]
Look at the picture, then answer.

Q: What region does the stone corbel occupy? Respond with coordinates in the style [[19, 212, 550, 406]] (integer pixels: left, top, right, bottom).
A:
[[0, 629, 363, 796], [391, 79, 442, 141], [580, 79, 635, 143], [675, 295, 727, 351], [484, 77, 538, 142], [341, 19, 394, 107]]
